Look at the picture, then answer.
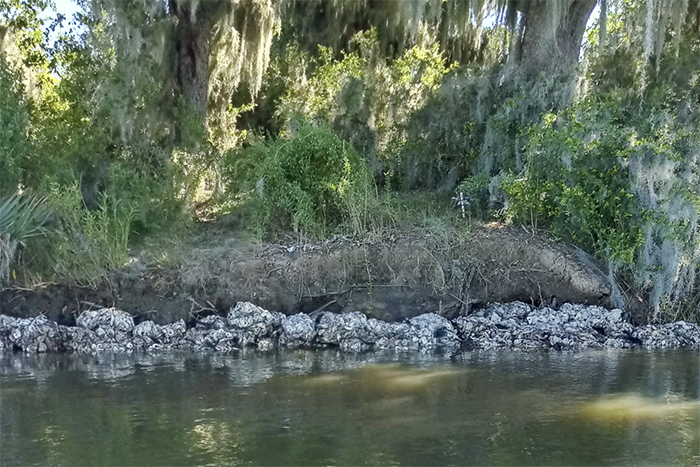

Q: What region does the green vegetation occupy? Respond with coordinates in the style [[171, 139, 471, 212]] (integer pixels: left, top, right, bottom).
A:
[[0, 192, 51, 283], [223, 121, 373, 238], [46, 183, 136, 286], [2, 0, 700, 322]]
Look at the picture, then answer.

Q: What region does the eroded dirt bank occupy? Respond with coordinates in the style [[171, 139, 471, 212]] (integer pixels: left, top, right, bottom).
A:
[[0, 224, 621, 326]]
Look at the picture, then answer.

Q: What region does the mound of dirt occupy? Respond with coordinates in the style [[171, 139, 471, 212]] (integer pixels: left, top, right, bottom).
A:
[[0, 224, 616, 326]]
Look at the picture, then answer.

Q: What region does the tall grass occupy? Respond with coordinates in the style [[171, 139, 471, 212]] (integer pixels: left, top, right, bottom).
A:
[[48, 183, 137, 286], [0, 235, 18, 284]]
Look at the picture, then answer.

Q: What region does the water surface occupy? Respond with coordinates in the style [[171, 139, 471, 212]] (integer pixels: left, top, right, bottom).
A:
[[1, 349, 698, 466]]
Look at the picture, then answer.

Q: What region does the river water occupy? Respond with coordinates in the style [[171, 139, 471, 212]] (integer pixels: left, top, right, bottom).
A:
[[1, 349, 698, 466]]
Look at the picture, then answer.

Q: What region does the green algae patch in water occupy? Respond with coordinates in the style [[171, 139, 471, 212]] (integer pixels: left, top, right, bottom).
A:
[[578, 393, 700, 423]]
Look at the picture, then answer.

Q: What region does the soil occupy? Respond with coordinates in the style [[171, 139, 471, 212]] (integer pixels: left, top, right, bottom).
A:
[[0, 223, 625, 327]]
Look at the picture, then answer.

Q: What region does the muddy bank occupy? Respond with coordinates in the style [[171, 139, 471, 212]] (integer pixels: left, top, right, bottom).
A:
[[2, 301, 699, 355], [1, 225, 624, 326]]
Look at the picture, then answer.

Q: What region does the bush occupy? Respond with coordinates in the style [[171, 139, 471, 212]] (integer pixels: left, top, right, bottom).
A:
[[46, 183, 136, 285], [455, 172, 492, 220], [224, 121, 373, 238], [105, 160, 190, 237], [502, 105, 700, 312]]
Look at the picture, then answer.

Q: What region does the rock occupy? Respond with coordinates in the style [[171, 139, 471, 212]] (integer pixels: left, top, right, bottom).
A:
[[133, 320, 162, 341], [75, 308, 135, 351], [454, 315, 501, 348], [184, 326, 233, 351], [162, 320, 187, 343], [0, 316, 22, 352], [24, 316, 64, 353], [219, 302, 283, 349], [64, 327, 134, 353], [0, 315, 64, 353], [257, 338, 274, 351], [454, 302, 633, 350], [314, 311, 370, 345], [2, 300, 700, 354], [409, 313, 459, 349], [207, 328, 237, 351], [227, 302, 281, 337], [0, 315, 66, 353], [196, 315, 227, 330], [77, 308, 134, 333], [133, 320, 186, 350], [363, 318, 390, 343], [314, 312, 345, 345], [632, 321, 700, 349], [339, 338, 370, 352], [279, 313, 315, 347], [666, 321, 700, 349], [340, 312, 369, 340]]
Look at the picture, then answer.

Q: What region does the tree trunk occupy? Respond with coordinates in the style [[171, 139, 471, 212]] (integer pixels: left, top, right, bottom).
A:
[[510, 0, 597, 112], [518, 0, 597, 77], [169, 1, 228, 117]]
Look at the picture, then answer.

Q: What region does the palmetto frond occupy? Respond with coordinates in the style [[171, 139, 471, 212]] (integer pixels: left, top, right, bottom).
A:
[[0, 192, 51, 245]]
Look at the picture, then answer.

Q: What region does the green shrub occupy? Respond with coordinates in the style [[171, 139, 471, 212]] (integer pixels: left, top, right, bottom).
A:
[[224, 121, 373, 238], [455, 172, 491, 219], [502, 112, 643, 263], [502, 106, 700, 312], [47, 183, 136, 285], [105, 160, 190, 237]]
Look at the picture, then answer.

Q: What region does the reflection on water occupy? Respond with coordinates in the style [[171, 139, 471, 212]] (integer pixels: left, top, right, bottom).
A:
[[1, 349, 698, 466]]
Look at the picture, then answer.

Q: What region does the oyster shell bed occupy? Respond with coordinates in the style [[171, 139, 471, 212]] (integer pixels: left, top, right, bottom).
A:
[[1, 301, 699, 354]]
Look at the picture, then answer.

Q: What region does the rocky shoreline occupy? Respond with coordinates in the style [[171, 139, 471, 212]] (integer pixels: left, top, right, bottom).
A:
[[1, 301, 699, 355], [2, 226, 629, 330]]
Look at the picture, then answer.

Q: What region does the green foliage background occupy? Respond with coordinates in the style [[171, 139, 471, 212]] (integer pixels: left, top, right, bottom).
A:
[[0, 54, 30, 197], [2, 0, 700, 321]]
